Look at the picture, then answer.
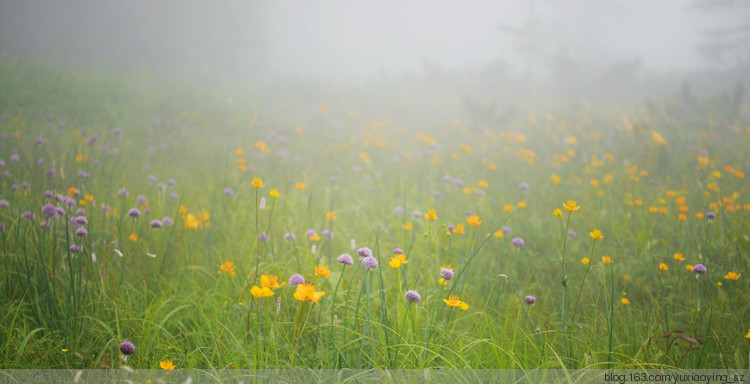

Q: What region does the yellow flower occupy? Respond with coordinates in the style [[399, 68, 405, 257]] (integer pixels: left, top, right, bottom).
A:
[[686, 264, 694, 271], [314, 265, 331, 277], [309, 234, 321, 241], [477, 180, 489, 188], [251, 178, 264, 188], [673, 253, 685, 261], [745, 329, 750, 339], [389, 254, 408, 268], [443, 295, 468, 311], [75, 154, 84, 163], [295, 182, 306, 190], [68, 186, 78, 197], [581, 257, 590, 265], [424, 209, 437, 221], [453, 223, 465, 234], [621, 298, 630, 305], [235, 148, 244, 155], [602, 256, 612, 264], [269, 189, 280, 198], [441, 264, 453, 270], [493, 230, 504, 238], [466, 215, 482, 227], [220, 261, 236, 277], [438, 278, 447, 286], [563, 200, 580, 212], [293, 283, 325, 303], [725, 271, 741, 280], [402, 222, 413, 231], [553, 208, 562, 217], [179, 205, 188, 214], [326, 211, 336, 220], [84, 194, 94, 202], [160, 360, 176, 370], [589, 229, 603, 240], [251, 285, 274, 298], [129, 233, 138, 242], [517, 201, 527, 209], [261, 275, 285, 289], [658, 263, 668, 271], [503, 203, 514, 212]]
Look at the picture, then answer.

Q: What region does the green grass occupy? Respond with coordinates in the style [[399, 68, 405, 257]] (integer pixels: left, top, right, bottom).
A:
[[0, 59, 748, 370]]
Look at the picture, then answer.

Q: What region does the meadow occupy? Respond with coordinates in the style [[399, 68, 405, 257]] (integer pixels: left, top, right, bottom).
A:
[[0, 61, 748, 373]]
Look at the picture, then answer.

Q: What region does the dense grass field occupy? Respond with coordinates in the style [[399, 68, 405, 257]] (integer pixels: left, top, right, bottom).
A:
[[0, 61, 748, 372]]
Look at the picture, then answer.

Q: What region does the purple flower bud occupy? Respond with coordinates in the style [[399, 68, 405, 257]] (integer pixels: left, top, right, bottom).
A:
[[135, 195, 147, 205], [119, 341, 135, 355], [74, 216, 88, 226], [118, 188, 128, 198], [169, 192, 178, 200], [64, 197, 76, 207], [147, 175, 156, 183], [524, 295, 536, 305], [502, 226, 512, 235], [706, 211, 716, 220], [393, 248, 404, 255], [128, 208, 141, 218], [42, 204, 59, 219], [512, 237, 525, 248], [693, 264, 707, 275], [393, 206, 404, 215], [23, 211, 34, 220], [519, 182, 529, 190], [150, 219, 162, 228], [362, 255, 378, 270], [337, 253, 354, 265], [357, 247, 373, 258], [284, 232, 296, 241], [440, 268, 454, 281], [161, 216, 174, 226], [75, 227, 88, 237], [405, 290, 421, 304], [223, 188, 235, 197], [288, 273, 305, 286], [257, 232, 268, 242], [0, 200, 8, 208]]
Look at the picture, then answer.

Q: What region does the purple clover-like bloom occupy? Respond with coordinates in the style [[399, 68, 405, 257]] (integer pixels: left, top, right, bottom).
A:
[[128, 208, 141, 218], [150, 219, 162, 228], [75, 227, 88, 237], [157, 183, 165, 191], [693, 264, 707, 275], [519, 182, 529, 190], [706, 211, 716, 220], [405, 290, 421, 304], [393, 206, 404, 215], [337, 253, 354, 265], [362, 255, 378, 270], [85, 134, 100, 146], [112, 127, 123, 137], [118, 188, 128, 198], [69, 244, 81, 252], [100, 204, 110, 213], [0, 200, 8, 208], [412, 210, 422, 218], [21, 182, 29, 190], [48, 168, 56, 178], [512, 237, 525, 248], [284, 232, 296, 241], [524, 295, 536, 305], [11, 185, 19, 192], [288, 273, 305, 286], [44, 190, 55, 199], [147, 175, 156, 183], [56, 207, 65, 216], [161, 216, 174, 226], [64, 197, 76, 207], [74, 216, 88, 226], [76, 208, 87, 216], [447, 225, 456, 233], [223, 188, 235, 197], [567, 230, 577, 238], [23, 211, 34, 220], [393, 248, 404, 255], [120, 341, 135, 355], [357, 247, 373, 258], [440, 268, 454, 281], [257, 232, 268, 242], [305, 229, 317, 238], [502, 226, 512, 235], [167, 179, 176, 186], [322, 229, 333, 239], [136, 195, 147, 205], [42, 204, 59, 219], [40, 221, 50, 229], [169, 192, 178, 200]]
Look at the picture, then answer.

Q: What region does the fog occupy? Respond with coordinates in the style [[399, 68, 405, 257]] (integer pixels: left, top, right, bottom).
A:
[[1, 0, 748, 105]]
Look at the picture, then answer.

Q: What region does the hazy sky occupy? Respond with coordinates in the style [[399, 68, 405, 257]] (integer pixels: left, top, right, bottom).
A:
[[0, 0, 747, 82]]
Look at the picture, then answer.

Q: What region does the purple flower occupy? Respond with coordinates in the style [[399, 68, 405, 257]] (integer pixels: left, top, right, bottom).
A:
[[44, 190, 55, 199], [21, 182, 29, 190], [167, 179, 176, 186], [128, 208, 141, 218], [11, 185, 19, 192], [75, 227, 88, 237], [40, 221, 51, 229], [157, 183, 165, 191], [118, 188, 128, 198], [322, 229, 333, 239], [362, 255, 379, 270], [393, 206, 404, 215], [85, 134, 99, 146], [393, 248, 404, 255], [412, 210, 422, 218], [10, 154, 19, 162], [48, 168, 56, 178], [257, 232, 268, 242], [74, 216, 88, 226], [693, 264, 707, 275], [524, 295, 536, 305], [284, 232, 296, 241], [357, 247, 373, 258], [64, 197, 76, 207], [56, 207, 65, 216], [502, 226, 512, 235], [223, 188, 235, 197], [0, 200, 8, 208], [405, 290, 421, 304], [69, 244, 81, 252], [119, 341, 135, 355], [161, 216, 174, 226], [147, 175, 156, 183], [42, 204, 59, 219], [706, 211, 716, 220], [440, 268, 454, 281], [452, 178, 464, 187], [112, 127, 123, 137], [150, 219, 162, 228], [519, 182, 529, 191], [135, 195, 147, 205], [337, 254, 354, 265], [169, 192, 178, 200], [512, 237, 525, 248], [567, 230, 577, 238], [100, 204, 110, 213], [23, 211, 34, 220], [447, 225, 456, 233], [288, 273, 305, 286], [434, 190, 443, 198], [305, 229, 317, 238]]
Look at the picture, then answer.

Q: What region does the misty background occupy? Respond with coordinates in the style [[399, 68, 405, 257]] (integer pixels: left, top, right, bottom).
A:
[[1, 0, 749, 113]]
